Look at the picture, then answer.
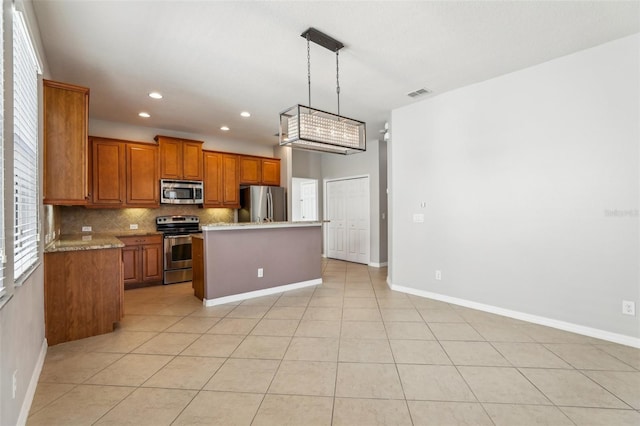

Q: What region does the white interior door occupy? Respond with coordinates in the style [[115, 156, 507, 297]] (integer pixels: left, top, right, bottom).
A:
[[326, 177, 369, 264], [346, 177, 370, 263], [326, 180, 346, 260], [300, 181, 317, 221]]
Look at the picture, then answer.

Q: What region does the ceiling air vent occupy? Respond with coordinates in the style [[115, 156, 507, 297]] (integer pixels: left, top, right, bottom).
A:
[[407, 88, 431, 98]]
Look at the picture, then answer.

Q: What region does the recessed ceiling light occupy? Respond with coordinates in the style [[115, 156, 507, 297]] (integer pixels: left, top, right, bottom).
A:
[[148, 92, 163, 99], [220, 126, 230, 131], [138, 112, 151, 118], [240, 111, 251, 118]]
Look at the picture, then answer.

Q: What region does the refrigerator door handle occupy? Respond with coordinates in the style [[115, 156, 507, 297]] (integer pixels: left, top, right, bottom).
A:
[[267, 191, 273, 222]]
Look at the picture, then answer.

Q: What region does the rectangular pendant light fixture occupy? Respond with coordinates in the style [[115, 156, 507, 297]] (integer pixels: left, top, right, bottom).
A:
[[280, 104, 366, 154], [279, 28, 366, 155]]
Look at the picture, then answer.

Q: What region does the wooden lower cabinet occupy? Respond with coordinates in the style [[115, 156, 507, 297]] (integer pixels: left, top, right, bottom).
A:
[[122, 245, 141, 283], [44, 248, 123, 346], [119, 235, 163, 288]]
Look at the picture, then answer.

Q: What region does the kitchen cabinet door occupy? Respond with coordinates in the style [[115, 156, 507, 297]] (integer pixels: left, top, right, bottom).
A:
[[183, 142, 203, 180], [122, 246, 141, 285], [222, 154, 240, 207], [127, 143, 159, 206], [43, 80, 90, 205], [261, 159, 281, 186], [91, 138, 125, 205], [203, 151, 223, 207], [239, 156, 261, 185], [45, 248, 123, 345], [158, 137, 182, 179], [119, 235, 163, 288], [141, 243, 163, 282], [156, 135, 204, 180]]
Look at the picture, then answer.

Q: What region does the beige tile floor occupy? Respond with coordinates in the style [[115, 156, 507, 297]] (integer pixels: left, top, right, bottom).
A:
[[28, 259, 640, 425]]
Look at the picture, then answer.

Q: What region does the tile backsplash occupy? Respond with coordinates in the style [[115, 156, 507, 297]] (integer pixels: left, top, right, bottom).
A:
[[60, 205, 234, 234]]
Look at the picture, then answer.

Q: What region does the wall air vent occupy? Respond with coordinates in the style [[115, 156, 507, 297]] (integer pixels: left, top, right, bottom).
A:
[[407, 88, 431, 98]]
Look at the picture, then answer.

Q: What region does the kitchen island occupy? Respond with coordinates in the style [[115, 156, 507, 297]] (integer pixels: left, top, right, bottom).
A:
[[194, 222, 322, 306]]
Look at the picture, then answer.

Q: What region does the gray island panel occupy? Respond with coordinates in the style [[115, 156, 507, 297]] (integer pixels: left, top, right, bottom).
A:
[[201, 223, 322, 304]]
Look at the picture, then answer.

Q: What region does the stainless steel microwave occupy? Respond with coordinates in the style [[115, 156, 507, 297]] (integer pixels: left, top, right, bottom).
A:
[[160, 179, 203, 204]]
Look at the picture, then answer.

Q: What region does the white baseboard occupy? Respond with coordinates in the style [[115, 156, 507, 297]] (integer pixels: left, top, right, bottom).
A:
[[368, 262, 388, 268], [389, 282, 640, 349], [203, 278, 322, 307], [17, 338, 48, 426]]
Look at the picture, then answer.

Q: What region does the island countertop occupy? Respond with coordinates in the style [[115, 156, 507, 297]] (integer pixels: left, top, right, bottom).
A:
[[201, 221, 323, 231]]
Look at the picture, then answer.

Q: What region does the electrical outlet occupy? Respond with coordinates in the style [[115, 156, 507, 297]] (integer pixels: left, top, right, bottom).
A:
[[413, 213, 424, 223], [622, 300, 635, 316], [81, 226, 92, 232], [435, 270, 442, 281], [12, 370, 17, 399], [129, 224, 139, 230], [257, 268, 264, 278]]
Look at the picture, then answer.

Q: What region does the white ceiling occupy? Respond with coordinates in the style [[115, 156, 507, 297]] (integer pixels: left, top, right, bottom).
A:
[[32, 1, 639, 147]]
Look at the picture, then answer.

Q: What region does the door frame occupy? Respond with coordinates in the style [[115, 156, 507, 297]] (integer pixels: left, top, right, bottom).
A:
[[323, 174, 370, 264]]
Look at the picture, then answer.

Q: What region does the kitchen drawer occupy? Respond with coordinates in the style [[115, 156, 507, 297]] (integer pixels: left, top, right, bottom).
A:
[[118, 234, 162, 246]]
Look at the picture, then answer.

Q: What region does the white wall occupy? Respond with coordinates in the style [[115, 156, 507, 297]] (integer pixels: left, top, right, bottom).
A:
[[321, 140, 384, 265], [1, 1, 48, 424], [390, 34, 639, 342]]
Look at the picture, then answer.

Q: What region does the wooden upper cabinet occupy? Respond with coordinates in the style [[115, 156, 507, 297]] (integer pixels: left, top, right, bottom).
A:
[[89, 137, 159, 208], [43, 80, 90, 205], [91, 138, 125, 205], [261, 159, 281, 186], [222, 154, 240, 207], [203, 150, 239, 208], [155, 135, 203, 180], [239, 155, 281, 186], [183, 142, 204, 180], [239, 156, 261, 185], [203, 151, 223, 207], [158, 137, 181, 179], [127, 143, 159, 206]]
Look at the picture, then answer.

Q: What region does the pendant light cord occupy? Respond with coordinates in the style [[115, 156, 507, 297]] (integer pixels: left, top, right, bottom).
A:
[[336, 50, 341, 116], [307, 34, 311, 107]]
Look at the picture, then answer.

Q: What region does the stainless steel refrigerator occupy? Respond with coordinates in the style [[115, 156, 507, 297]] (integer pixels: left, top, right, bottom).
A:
[[239, 186, 287, 223]]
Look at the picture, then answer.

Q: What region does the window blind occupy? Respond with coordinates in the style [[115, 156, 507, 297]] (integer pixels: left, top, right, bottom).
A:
[[13, 9, 40, 281]]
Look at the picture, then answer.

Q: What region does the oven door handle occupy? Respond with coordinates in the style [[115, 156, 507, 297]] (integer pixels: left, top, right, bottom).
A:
[[164, 235, 191, 239]]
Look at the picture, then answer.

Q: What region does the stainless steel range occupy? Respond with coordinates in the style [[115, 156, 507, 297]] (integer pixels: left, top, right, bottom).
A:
[[156, 215, 200, 285]]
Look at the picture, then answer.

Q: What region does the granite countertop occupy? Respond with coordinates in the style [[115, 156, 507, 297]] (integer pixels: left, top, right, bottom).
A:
[[44, 231, 163, 253], [201, 221, 324, 231]]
